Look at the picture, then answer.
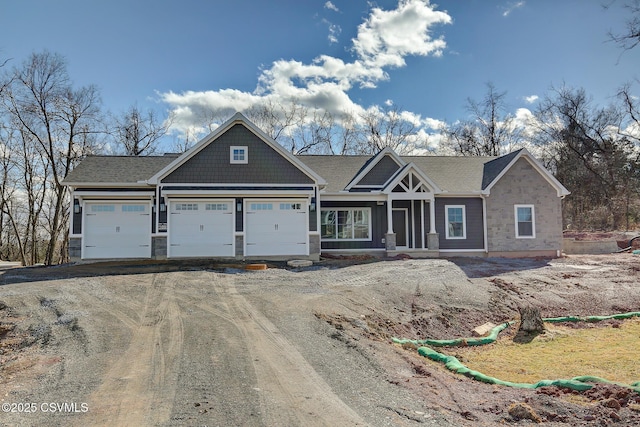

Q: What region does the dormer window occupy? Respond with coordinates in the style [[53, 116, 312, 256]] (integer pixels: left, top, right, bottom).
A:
[[230, 146, 248, 164]]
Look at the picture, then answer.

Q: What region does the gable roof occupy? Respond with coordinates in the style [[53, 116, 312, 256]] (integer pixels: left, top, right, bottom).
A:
[[62, 115, 568, 199], [297, 155, 493, 194], [381, 162, 442, 194], [148, 112, 326, 186], [481, 148, 570, 197], [481, 149, 522, 190], [62, 154, 179, 186], [344, 147, 405, 190]]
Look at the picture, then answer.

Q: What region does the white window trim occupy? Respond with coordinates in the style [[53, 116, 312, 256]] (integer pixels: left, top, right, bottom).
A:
[[320, 207, 372, 241], [515, 204, 536, 239], [230, 146, 248, 164], [445, 205, 466, 240]]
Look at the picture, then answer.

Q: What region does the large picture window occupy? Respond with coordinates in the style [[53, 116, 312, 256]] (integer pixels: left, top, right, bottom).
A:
[[515, 205, 535, 238], [321, 208, 371, 240], [445, 205, 466, 239]]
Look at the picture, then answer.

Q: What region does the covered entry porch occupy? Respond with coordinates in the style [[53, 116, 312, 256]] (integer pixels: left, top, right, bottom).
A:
[[382, 165, 440, 257]]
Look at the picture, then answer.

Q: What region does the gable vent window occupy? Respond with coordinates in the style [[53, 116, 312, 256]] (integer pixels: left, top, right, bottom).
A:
[[230, 146, 248, 164]]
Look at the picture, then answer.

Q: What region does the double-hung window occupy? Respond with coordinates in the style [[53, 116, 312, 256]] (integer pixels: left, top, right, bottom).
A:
[[445, 205, 466, 239], [515, 204, 535, 238], [321, 208, 371, 240]]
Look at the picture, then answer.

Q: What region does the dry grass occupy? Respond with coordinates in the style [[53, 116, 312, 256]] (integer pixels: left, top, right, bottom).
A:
[[449, 318, 640, 385]]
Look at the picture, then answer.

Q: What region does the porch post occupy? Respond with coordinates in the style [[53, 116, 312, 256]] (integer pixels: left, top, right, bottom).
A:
[[427, 196, 439, 251], [421, 200, 425, 249], [387, 197, 393, 234], [385, 196, 396, 251], [429, 197, 436, 233]]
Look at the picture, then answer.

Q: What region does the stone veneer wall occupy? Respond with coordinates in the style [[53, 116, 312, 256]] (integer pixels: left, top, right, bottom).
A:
[[152, 236, 167, 258], [235, 235, 244, 258], [485, 158, 563, 253], [309, 234, 320, 260], [69, 237, 81, 260]]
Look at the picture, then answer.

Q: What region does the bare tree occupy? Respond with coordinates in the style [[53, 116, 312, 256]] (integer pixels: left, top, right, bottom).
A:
[[1, 51, 101, 264], [357, 105, 425, 155], [534, 86, 639, 230], [606, 0, 640, 51], [441, 82, 523, 156], [169, 100, 433, 156], [112, 105, 169, 155], [245, 99, 308, 152]]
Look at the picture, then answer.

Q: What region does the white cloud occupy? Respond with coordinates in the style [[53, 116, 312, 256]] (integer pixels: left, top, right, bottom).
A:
[[161, 0, 452, 147], [524, 95, 539, 104], [322, 19, 341, 44], [324, 1, 339, 12], [502, 1, 525, 17], [384, 99, 394, 106], [352, 0, 451, 74]]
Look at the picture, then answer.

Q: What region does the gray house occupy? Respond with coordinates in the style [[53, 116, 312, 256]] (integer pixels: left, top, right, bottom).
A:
[[63, 113, 569, 261]]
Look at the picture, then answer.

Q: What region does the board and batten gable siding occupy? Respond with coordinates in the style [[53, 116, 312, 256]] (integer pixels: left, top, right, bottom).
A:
[[485, 157, 562, 252], [358, 155, 401, 186], [161, 124, 314, 184], [435, 197, 484, 250], [319, 201, 386, 250]]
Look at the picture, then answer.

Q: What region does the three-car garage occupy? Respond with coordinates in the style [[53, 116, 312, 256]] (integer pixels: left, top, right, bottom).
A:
[[80, 198, 309, 259]]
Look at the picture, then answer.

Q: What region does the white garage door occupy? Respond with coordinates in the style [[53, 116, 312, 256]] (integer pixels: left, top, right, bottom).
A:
[[245, 200, 308, 256], [84, 202, 151, 259], [168, 200, 234, 257]]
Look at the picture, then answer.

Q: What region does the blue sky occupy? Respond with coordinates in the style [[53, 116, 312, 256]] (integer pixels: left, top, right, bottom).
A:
[[2, 0, 639, 149]]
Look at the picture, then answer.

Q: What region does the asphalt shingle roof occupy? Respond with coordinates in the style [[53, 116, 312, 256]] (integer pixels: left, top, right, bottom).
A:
[[63, 155, 179, 184], [297, 155, 497, 193], [481, 149, 522, 190], [64, 152, 511, 195]]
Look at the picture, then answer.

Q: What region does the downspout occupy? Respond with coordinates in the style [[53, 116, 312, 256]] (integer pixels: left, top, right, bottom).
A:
[[482, 194, 488, 254], [316, 187, 321, 237]]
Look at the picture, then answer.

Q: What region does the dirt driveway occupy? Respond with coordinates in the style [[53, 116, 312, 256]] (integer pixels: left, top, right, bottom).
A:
[[1, 255, 640, 426]]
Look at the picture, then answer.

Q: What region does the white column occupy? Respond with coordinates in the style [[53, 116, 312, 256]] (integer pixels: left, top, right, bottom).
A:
[[410, 201, 415, 249], [387, 196, 393, 234], [421, 200, 426, 249], [315, 189, 321, 236], [429, 197, 436, 233]]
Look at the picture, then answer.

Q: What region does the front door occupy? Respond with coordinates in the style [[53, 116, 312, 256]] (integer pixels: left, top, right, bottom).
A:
[[392, 208, 408, 248]]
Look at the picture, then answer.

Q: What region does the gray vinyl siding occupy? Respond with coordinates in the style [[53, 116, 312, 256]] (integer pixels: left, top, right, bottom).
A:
[[358, 156, 400, 186], [162, 124, 314, 184], [435, 197, 484, 250], [320, 201, 386, 250]]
